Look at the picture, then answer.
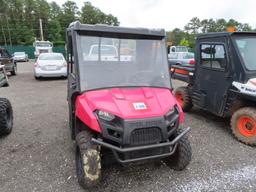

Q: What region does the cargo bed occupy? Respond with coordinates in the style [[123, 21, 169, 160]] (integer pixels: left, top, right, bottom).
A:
[[170, 64, 195, 83]]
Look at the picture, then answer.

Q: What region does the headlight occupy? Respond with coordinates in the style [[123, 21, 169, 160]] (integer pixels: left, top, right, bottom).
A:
[[165, 107, 176, 117], [97, 110, 115, 121]]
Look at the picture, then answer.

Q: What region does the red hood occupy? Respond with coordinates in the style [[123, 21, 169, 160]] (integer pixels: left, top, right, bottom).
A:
[[76, 87, 183, 132]]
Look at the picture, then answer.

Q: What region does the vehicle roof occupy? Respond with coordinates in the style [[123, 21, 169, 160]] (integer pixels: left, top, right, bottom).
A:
[[35, 40, 52, 43], [39, 52, 62, 55], [197, 32, 256, 39], [91, 44, 115, 47], [38, 53, 63, 57], [67, 21, 165, 37]]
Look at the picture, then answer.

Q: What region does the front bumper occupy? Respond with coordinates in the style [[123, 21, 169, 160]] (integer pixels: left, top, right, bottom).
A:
[[93, 106, 188, 163], [34, 67, 67, 77], [14, 57, 27, 61], [92, 127, 190, 163]]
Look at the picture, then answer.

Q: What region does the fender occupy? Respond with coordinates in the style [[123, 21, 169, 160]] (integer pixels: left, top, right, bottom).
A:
[[232, 78, 256, 97], [76, 96, 101, 133]]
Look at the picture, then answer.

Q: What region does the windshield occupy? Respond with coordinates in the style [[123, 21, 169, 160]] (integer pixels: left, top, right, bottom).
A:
[[38, 54, 63, 60], [184, 52, 194, 59], [176, 46, 188, 52], [77, 36, 171, 91], [169, 52, 194, 59], [235, 37, 256, 71], [35, 42, 52, 47], [14, 52, 25, 56]]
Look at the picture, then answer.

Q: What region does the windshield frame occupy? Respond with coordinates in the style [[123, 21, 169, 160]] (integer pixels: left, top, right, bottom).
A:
[[232, 35, 256, 72], [75, 33, 171, 92]]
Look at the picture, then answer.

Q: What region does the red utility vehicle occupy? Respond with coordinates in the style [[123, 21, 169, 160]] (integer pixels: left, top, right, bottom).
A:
[[66, 21, 191, 188]]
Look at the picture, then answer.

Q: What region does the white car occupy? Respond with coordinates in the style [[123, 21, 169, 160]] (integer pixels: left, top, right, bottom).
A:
[[34, 53, 67, 79], [13, 52, 29, 62], [83, 44, 133, 61], [84, 44, 118, 61]]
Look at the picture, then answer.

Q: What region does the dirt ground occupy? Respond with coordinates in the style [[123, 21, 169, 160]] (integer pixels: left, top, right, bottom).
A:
[[0, 62, 256, 192]]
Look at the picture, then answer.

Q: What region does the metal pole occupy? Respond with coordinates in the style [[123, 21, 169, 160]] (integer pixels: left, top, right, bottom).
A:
[[5, 15, 12, 46], [1, 26, 7, 47], [39, 18, 44, 41]]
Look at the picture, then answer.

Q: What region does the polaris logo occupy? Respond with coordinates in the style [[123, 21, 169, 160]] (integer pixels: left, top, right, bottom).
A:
[[133, 102, 147, 110]]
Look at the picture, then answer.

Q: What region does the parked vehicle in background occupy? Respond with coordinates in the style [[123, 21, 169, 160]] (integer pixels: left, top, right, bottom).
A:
[[169, 46, 188, 53], [33, 40, 53, 59], [85, 44, 118, 61], [13, 52, 29, 62], [171, 32, 256, 145], [0, 48, 17, 75], [0, 65, 13, 136], [168, 52, 195, 67], [34, 53, 67, 79], [0, 65, 8, 87], [85, 44, 133, 61]]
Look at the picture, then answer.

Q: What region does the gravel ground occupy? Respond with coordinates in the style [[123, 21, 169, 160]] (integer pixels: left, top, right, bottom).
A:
[[0, 62, 256, 192]]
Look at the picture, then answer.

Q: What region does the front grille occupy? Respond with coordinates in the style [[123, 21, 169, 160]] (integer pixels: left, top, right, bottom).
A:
[[130, 127, 162, 146]]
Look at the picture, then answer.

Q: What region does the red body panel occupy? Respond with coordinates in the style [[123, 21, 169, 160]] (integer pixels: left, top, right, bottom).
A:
[[75, 87, 183, 133]]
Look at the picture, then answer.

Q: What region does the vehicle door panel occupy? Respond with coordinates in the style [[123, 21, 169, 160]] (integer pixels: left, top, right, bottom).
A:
[[192, 37, 232, 116]]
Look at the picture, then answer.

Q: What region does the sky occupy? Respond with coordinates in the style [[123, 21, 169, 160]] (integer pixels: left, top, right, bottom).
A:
[[51, 0, 256, 30]]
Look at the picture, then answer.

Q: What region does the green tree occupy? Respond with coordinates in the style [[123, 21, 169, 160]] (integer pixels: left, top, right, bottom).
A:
[[239, 23, 252, 31], [49, 2, 62, 19], [184, 17, 201, 34], [17, 25, 34, 45], [201, 19, 216, 33], [59, 1, 79, 39], [215, 19, 227, 32], [60, 0, 79, 26], [48, 19, 62, 43], [80, 2, 119, 25], [179, 38, 189, 47], [33, 0, 51, 40], [170, 28, 186, 45]]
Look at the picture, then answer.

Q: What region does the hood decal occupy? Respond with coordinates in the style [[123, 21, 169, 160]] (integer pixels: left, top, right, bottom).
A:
[[133, 102, 147, 110]]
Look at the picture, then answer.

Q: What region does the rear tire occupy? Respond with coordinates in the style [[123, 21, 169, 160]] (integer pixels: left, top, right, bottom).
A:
[[164, 128, 192, 170], [231, 107, 256, 145], [75, 130, 101, 189], [10, 64, 17, 76], [174, 87, 193, 112], [0, 98, 13, 136]]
